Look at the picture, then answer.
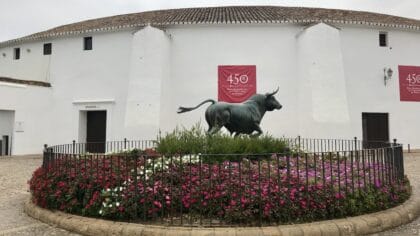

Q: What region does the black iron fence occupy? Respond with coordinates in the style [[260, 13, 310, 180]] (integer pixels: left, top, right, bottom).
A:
[[41, 137, 405, 226]]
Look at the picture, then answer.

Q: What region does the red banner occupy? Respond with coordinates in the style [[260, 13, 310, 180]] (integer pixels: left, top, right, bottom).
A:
[[399, 65, 420, 102], [218, 65, 256, 103]]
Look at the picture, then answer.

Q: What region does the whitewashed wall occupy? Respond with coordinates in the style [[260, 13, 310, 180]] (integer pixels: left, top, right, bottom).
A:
[[161, 24, 300, 138], [125, 26, 171, 140], [0, 110, 14, 136], [0, 31, 135, 154], [47, 31, 134, 145], [0, 83, 52, 154], [1, 23, 420, 154], [160, 23, 420, 148], [296, 23, 352, 139], [340, 25, 420, 148], [0, 41, 52, 82]]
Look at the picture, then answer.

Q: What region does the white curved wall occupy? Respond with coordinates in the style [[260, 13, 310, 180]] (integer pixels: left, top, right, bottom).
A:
[[0, 41, 52, 82], [0, 83, 52, 154], [340, 25, 420, 147], [161, 24, 300, 138], [1, 23, 420, 154]]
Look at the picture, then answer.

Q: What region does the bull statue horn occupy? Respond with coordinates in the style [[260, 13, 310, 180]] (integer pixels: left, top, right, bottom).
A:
[[266, 87, 279, 96]]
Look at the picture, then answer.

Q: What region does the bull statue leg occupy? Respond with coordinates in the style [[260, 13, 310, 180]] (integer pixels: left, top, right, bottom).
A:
[[208, 125, 222, 135], [206, 110, 230, 135], [251, 124, 263, 137]]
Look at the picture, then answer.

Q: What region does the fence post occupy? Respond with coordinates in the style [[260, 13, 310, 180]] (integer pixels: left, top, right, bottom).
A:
[[124, 138, 127, 149], [392, 138, 404, 181], [298, 135, 301, 151], [158, 130, 162, 142], [354, 137, 357, 151], [43, 144, 48, 169], [72, 140, 76, 155], [408, 144, 411, 153], [48, 146, 54, 171]]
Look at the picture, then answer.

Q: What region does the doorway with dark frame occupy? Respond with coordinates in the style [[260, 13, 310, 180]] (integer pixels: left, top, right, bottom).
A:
[[0, 110, 14, 156], [86, 111, 107, 153], [362, 113, 389, 148], [1, 135, 9, 156]]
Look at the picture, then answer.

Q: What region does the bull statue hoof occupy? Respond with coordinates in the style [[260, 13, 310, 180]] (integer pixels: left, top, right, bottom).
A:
[[177, 88, 282, 136]]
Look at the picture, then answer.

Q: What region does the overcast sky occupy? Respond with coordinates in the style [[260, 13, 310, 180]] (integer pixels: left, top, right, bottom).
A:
[[1, 0, 419, 42]]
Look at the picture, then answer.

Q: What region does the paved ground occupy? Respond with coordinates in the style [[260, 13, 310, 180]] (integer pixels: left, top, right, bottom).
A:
[[0, 153, 419, 236], [0, 155, 79, 236], [373, 151, 420, 236]]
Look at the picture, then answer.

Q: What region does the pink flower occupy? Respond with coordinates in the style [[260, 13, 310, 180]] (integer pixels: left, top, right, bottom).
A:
[[153, 201, 162, 209]]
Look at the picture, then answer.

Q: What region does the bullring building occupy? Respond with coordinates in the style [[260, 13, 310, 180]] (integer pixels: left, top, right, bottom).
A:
[[1, 6, 420, 155]]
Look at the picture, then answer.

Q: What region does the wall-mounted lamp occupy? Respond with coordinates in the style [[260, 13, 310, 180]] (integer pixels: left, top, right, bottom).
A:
[[384, 67, 393, 85]]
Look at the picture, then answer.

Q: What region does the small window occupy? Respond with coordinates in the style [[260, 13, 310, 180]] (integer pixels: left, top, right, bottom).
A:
[[379, 32, 388, 47], [13, 48, 20, 60], [84, 37, 92, 50], [43, 43, 52, 55]]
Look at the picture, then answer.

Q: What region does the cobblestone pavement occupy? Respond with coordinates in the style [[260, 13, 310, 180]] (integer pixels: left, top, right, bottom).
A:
[[373, 151, 420, 236], [0, 155, 79, 236], [0, 153, 419, 236]]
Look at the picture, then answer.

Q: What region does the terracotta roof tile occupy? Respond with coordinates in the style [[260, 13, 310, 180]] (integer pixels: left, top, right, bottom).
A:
[[1, 6, 420, 47]]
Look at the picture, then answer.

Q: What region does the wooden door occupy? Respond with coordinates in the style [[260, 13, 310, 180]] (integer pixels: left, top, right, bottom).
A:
[[86, 111, 107, 153], [362, 113, 389, 148]]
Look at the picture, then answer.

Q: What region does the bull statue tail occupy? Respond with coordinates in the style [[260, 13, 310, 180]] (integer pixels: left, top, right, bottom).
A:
[[177, 99, 216, 113]]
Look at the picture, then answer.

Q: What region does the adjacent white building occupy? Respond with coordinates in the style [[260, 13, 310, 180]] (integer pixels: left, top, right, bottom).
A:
[[1, 6, 420, 155]]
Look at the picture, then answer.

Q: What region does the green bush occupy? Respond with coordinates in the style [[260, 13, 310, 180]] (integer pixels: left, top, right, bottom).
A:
[[156, 124, 288, 156]]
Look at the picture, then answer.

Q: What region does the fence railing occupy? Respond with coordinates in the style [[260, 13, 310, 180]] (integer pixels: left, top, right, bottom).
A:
[[41, 137, 405, 226]]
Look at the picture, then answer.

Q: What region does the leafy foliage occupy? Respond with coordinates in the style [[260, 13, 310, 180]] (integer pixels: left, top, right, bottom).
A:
[[156, 124, 288, 155], [29, 154, 411, 225]]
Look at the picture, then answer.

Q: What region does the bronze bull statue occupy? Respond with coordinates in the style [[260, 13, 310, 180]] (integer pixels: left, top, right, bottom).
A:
[[177, 88, 282, 136]]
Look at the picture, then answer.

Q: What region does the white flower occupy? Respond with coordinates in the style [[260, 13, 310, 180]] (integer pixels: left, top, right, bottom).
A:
[[106, 188, 111, 192], [116, 202, 120, 207], [102, 202, 107, 207], [109, 204, 113, 208], [99, 210, 103, 215], [119, 187, 123, 191]]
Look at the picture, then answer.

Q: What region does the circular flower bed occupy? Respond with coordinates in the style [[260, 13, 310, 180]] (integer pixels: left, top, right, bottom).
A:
[[29, 152, 410, 226]]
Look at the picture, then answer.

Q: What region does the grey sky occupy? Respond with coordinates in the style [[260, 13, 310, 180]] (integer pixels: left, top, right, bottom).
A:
[[1, 0, 419, 42]]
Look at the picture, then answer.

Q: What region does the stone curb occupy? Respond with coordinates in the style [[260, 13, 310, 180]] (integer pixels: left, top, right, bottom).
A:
[[24, 191, 420, 236]]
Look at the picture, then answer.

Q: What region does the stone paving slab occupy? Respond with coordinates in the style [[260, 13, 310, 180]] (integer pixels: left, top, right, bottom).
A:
[[0, 155, 79, 236], [372, 151, 420, 236]]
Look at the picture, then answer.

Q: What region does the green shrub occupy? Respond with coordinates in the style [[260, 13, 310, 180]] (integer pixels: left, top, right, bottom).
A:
[[156, 124, 288, 156]]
